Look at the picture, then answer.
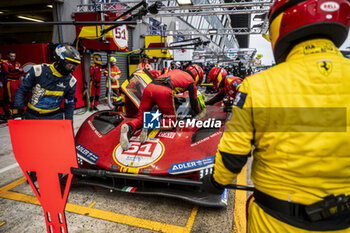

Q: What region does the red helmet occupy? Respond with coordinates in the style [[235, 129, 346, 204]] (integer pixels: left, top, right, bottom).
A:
[[224, 76, 242, 98], [208, 67, 227, 90], [162, 67, 169, 74], [269, 0, 350, 63], [186, 64, 204, 84]]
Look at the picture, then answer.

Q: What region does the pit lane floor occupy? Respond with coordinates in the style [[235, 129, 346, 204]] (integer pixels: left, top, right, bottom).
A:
[[0, 104, 253, 233]]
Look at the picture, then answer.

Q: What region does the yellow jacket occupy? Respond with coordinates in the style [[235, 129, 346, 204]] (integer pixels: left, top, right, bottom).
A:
[[214, 39, 350, 205]]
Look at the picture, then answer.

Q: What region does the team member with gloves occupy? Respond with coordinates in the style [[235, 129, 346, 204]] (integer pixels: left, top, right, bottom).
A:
[[120, 64, 205, 150], [14, 44, 81, 121], [89, 54, 103, 111], [2, 50, 24, 118], [203, 0, 350, 232], [104, 56, 122, 103], [205, 67, 242, 105]]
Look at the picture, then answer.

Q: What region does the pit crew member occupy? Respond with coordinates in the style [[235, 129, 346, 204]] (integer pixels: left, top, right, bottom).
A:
[[89, 54, 103, 111], [14, 44, 81, 121], [0, 53, 7, 120], [137, 55, 152, 71], [203, 0, 350, 232], [205, 67, 242, 105], [120, 64, 205, 150], [2, 50, 24, 117], [104, 56, 121, 103]]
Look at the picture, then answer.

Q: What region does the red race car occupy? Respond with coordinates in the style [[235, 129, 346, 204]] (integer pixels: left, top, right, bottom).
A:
[[72, 70, 234, 207]]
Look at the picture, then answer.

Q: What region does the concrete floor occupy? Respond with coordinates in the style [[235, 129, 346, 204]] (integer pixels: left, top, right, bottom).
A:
[[0, 104, 253, 233]]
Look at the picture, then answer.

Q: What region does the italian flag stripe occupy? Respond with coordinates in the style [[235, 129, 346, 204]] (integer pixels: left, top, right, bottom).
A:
[[122, 186, 137, 192]]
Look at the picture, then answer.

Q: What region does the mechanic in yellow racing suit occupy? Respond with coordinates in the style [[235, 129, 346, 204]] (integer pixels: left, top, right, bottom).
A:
[[203, 0, 350, 232]]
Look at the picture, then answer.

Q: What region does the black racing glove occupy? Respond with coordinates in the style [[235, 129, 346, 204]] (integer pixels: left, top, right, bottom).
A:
[[95, 84, 100, 89], [17, 108, 24, 116], [204, 101, 212, 105], [13, 108, 24, 120], [202, 174, 225, 194]]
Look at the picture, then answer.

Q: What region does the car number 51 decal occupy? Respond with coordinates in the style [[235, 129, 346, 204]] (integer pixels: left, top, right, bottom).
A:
[[113, 137, 165, 168]]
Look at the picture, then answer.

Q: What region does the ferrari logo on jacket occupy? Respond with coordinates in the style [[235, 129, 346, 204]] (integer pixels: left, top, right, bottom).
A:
[[317, 60, 332, 76]]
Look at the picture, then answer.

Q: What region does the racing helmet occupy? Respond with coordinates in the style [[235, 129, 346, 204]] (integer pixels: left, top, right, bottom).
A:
[[224, 76, 242, 98], [208, 67, 227, 90], [162, 67, 169, 74], [170, 61, 181, 69], [269, 0, 350, 64], [54, 44, 81, 76], [93, 54, 102, 65], [110, 57, 117, 63], [186, 64, 204, 84]]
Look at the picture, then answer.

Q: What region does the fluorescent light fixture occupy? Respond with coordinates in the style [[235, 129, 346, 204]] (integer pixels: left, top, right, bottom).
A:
[[47, 4, 53, 8], [17, 16, 44, 22], [251, 23, 264, 29], [176, 0, 193, 5], [208, 29, 217, 34], [253, 13, 267, 21]]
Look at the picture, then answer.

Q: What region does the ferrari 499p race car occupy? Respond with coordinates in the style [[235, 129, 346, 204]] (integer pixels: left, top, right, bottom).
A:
[[72, 70, 235, 208]]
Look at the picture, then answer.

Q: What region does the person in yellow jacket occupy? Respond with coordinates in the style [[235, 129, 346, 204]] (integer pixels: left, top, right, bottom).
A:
[[104, 56, 122, 103], [203, 0, 350, 232]]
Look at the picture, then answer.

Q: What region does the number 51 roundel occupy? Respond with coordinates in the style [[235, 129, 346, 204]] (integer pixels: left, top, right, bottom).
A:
[[112, 25, 128, 51], [113, 137, 164, 168]]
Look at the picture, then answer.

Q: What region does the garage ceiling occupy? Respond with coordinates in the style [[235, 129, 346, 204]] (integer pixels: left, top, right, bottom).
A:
[[0, 0, 253, 47], [0, 0, 55, 44], [224, 0, 251, 48]]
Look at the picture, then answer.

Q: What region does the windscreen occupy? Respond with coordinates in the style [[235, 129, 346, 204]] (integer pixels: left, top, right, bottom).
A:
[[125, 74, 148, 107]]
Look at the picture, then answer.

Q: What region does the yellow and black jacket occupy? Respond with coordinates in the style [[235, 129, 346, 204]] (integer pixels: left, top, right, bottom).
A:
[[214, 39, 350, 230], [14, 64, 77, 120]]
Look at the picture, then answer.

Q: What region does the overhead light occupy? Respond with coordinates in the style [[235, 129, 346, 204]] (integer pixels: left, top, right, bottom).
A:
[[208, 29, 217, 35], [17, 16, 44, 22], [176, 0, 193, 5], [253, 13, 267, 21], [251, 23, 264, 29], [47, 4, 53, 8], [0, 11, 4, 14]]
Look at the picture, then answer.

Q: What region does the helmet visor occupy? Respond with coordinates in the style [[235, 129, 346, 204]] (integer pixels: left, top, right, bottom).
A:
[[64, 61, 79, 73]]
